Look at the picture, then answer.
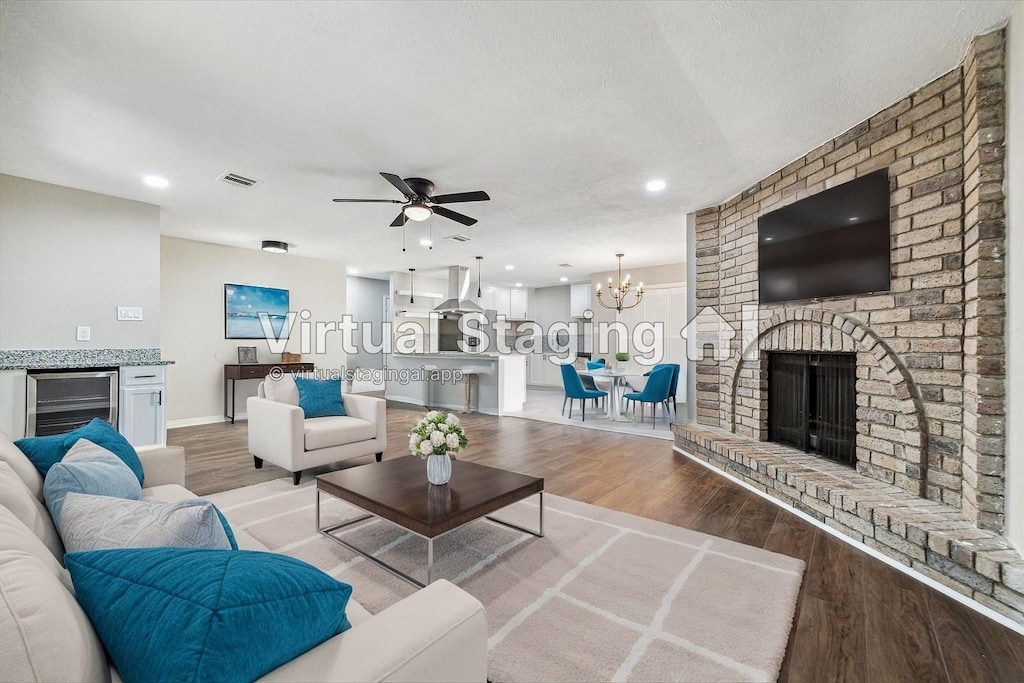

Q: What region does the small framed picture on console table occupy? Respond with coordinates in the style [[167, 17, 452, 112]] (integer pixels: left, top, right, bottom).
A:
[[237, 346, 258, 364]]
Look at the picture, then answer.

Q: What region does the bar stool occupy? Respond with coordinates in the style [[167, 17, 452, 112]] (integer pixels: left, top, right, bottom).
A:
[[459, 368, 479, 413], [423, 365, 439, 409]]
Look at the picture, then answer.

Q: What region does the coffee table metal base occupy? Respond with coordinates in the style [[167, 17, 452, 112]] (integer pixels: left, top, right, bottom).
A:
[[316, 489, 544, 588]]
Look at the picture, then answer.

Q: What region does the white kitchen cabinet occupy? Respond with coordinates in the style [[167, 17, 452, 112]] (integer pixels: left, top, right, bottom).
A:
[[493, 287, 512, 318], [119, 365, 166, 447], [509, 289, 529, 319], [570, 283, 592, 317], [0, 369, 27, 439], [529, 355, 552, 386], [545, 358, 566, 387], [480, 286, 496, 311]]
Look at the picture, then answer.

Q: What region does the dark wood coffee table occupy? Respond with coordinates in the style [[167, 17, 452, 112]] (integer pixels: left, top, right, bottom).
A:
[[316, 456, 544, 587]]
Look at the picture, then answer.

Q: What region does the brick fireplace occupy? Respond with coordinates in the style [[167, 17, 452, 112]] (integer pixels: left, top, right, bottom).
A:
[[674, 29, 1024, 624]]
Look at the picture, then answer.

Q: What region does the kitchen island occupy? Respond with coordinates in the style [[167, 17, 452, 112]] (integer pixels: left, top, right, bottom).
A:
[[385, 353, 526, 416]]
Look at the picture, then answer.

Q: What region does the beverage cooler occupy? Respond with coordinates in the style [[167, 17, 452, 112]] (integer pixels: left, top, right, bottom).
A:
[[25, 369, 118, 437]]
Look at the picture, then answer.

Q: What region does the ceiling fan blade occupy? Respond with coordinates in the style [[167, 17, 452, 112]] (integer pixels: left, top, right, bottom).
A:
[[430, 191, 490, 204], [390, 211, 408, 227], [432, 205, 477, 226], [380, 172, 416, 198], [332, 198, 403, 203]]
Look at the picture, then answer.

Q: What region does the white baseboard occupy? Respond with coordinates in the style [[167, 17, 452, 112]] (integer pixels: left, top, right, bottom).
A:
[[671, 444, 1024, 636], [167, 414, 242, 429]]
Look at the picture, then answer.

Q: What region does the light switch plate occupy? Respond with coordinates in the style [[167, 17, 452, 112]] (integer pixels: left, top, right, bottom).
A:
[[117, 306, 143, 321], [76, 326, 91, 342]]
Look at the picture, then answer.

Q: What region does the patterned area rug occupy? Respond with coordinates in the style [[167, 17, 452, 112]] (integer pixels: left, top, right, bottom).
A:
[[208, 478, 804, 682]]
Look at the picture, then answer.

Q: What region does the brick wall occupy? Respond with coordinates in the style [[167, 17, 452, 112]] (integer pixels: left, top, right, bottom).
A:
[[962, 31, 1008, 531], [694, 31, 1007, 532]]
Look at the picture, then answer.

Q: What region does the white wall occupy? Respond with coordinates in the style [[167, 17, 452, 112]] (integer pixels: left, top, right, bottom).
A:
[[160, 236, 347, 424], [588, 262, 686, 326], [346, 276, 388, 371], [1005, 1, 1024, 552], [0, 175, 161, 349]]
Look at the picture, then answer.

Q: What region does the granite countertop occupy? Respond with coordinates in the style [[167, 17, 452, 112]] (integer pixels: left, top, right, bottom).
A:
[[0, 348, 174, 370], [391, 352, 502, 359]]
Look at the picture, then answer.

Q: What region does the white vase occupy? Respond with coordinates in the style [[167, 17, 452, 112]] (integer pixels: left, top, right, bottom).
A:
[[426, 453, 452, 485]]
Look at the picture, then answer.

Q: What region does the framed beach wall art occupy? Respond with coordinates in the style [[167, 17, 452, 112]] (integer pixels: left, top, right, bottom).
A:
[[224, 284, 290, 340]]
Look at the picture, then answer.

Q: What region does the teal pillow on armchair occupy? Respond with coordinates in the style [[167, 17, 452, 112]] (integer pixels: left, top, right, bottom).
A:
[[294, 377, 346, 418]]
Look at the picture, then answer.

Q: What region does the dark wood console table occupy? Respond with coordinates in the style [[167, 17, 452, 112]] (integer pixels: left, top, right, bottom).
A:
[[223, 363, 314, 423]]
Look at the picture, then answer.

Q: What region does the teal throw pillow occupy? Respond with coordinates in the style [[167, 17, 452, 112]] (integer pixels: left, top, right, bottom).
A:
[[44, 441, 142, 532], [14, 432, 70, 475], [63, 418, 144, 485], [294, 377, 346, 418], [14, 418, 143, 485], [213, 507, 239, 550], [58, 493, 238, 553], [65, 548, 353, 683]]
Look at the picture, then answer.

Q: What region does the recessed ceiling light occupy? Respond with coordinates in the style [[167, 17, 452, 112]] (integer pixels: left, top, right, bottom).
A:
[[261, 240, 288, 254], [645, 179, 666, 192], [143, 175, 169, 188], [514, 282, 523, 287], [849, 216, 859, 221], [763, 237, 773, 242], [560, 277, 569, 282], [348, 268, 359, 275], [420, 239, 432, 246], [505, 265, 515, 270]]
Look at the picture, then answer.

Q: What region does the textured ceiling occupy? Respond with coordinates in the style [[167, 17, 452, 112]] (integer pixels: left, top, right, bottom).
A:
[[0, 0, 1014, 286]]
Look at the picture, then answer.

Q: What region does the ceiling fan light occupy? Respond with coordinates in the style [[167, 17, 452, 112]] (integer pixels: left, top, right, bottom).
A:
[[404, 203, 432, 222]]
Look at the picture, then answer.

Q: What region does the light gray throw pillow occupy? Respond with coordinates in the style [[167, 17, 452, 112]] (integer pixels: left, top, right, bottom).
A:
[[59, 493, 234, 553]]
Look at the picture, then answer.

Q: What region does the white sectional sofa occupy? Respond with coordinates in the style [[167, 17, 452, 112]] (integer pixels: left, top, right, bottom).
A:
[[0, 428, 487, 682]]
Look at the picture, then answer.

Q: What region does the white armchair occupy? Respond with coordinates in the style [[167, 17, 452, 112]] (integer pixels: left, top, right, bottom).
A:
[[247, 374, 387, 485]]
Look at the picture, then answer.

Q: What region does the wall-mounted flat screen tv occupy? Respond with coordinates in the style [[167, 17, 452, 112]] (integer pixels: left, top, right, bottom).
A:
[[758, 169, 891, 304]]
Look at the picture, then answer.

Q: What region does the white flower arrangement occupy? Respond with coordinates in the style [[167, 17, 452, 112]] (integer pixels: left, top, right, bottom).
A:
[[409, 411, 468, 458]]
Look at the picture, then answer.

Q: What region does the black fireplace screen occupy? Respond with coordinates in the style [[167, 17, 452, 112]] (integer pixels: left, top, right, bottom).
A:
[[767, 353, 857, 467]]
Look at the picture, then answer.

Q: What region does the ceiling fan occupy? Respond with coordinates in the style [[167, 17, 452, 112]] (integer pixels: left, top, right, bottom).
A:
[[333, 172, 490, 227]]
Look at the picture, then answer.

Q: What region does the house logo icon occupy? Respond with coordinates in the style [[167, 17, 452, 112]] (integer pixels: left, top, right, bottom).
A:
[[679, 307, 736, 362]]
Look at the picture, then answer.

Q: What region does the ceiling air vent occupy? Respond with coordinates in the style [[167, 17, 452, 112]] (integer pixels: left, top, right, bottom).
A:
[[218, 171, 261, 188], [445, 234, 472, 242]]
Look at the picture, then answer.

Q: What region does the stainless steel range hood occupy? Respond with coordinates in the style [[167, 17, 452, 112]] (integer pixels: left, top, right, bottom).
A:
[[433, 265, 484, 314]]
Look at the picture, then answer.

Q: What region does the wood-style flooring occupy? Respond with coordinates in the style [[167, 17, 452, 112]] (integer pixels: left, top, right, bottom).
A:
[[169, 405, 1024, 682]]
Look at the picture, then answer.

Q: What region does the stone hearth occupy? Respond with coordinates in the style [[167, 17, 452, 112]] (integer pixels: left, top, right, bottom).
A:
[[673, 423, 1024, 624]]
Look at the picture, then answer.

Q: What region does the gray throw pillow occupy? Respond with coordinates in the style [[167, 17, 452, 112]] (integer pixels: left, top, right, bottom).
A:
[[59, 493, 234, 553], [44, 440, 143, 533]]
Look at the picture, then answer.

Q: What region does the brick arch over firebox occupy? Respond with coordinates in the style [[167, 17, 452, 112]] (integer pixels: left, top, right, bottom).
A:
[[726, 309, 930, 497]]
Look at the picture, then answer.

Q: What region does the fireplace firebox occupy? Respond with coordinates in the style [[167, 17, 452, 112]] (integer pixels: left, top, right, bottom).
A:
[[767, 352, 856, 467]]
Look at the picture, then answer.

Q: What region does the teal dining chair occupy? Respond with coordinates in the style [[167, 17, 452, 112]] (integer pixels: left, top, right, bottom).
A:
[[560, 364, 608, 422], [622, 365, 673, 428], [632, 363, 680, 416]]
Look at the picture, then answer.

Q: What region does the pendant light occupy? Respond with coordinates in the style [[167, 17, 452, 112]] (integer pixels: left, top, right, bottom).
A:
[[476, 256, 483, 298], [409, 268, 416, 304]]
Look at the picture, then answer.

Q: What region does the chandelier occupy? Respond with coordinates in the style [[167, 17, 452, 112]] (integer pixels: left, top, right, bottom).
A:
[[595, 253, 643, 312]]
